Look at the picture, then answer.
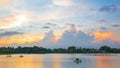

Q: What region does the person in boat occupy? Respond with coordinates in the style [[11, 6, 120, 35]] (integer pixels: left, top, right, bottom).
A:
[[74, 58, 79, 64], [76, 58, 79, 62], [74, 58, 81, 63], [19, 55, 24, 58]]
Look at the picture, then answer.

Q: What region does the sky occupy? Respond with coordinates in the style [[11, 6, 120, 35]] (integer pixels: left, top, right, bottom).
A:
[[0, 0, 120, 48]]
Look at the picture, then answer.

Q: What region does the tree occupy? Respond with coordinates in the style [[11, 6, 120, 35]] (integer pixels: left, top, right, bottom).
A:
[[67, 46, 76, 53], [99, 46, 111, 53]]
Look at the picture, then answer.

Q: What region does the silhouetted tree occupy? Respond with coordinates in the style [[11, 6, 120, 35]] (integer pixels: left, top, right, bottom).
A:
[[0, 46, 119, 54], [67, 46, 76, 53], [99, 46, 111, 53]]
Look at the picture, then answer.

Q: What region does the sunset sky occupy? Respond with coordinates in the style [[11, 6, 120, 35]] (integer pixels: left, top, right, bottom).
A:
[[0, 0, 120, 48]]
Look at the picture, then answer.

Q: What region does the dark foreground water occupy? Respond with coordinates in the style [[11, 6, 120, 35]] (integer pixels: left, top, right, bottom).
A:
[[0, 54, 120, 68]]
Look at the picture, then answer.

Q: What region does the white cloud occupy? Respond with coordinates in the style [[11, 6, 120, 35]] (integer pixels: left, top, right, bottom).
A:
[[24, 24, 120, 48], [6, 24, 120, 48], [0, 13, 29, 29], [27, 25, 94, 48], [52, 0, 73, 7]]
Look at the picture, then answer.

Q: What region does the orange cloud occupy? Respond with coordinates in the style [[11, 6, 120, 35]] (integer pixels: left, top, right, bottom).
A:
[[52, 33, 62, 42], [0, 33, 45, 46], [94, 31, 113, 41], [111, 37, 120, 42]]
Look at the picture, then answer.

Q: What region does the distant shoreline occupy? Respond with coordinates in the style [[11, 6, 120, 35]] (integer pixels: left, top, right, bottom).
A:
[[0, 53, 120, 55], [0, 46, 120, 54]]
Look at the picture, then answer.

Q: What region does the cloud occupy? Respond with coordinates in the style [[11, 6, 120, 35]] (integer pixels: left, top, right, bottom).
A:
[[38, 25, 119, 48], [42, 26, 50, 29], [52, 0, 73, 7], [0, 13, 29, 29], [0, 0, 13, 10], [32, 24, 94, 48], [37, 31, 57, 48], [0, 14, 18, 29], [111, 37, 120, 43], [57, 25, 94, 48], [0, 0, 22, 12], [46, 23, 57, 26], [0, 33, 45, 46], [0, 31, 21, 37], [93, 31, 113, 42], [99, 20, 106, 22], [99, 4, 119, 13], [100, 27, 107, 30], [0, 24, 119, 48], [12, 24, 119, 48], [110, 24, 120, 27], [26, 0, 91, 23], [92, 39, 120, 48], [42, 23, 57, 29], [67, 24, 76, 32]]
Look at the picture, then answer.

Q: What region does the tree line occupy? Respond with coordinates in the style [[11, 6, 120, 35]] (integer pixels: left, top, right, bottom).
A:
[[0, 46, 120, 54]]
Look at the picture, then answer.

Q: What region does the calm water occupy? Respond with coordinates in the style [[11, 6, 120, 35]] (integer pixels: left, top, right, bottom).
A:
[[0, 54, 120, 68]]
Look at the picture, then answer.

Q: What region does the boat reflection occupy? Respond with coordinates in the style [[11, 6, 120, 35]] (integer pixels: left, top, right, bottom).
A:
[[15, 55, 44, 68]]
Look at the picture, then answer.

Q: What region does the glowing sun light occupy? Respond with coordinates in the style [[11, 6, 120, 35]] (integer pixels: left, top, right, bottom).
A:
[[12, 14, 28, 27]]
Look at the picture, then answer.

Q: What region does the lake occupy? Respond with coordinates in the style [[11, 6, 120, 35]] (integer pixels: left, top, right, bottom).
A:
[[0, 54, 120, 68]]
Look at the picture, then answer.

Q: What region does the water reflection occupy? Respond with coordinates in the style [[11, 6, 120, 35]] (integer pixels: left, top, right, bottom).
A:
[[96, 56, 120, 68], [0, 54, 119, 68], [53, 54, 61, 68], [16, 55, 43, 68], [17, 55, 33, 68], [1, 55, 44, 68]]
